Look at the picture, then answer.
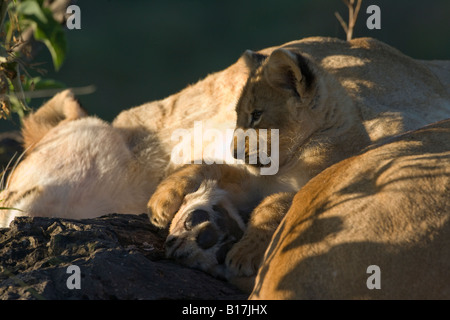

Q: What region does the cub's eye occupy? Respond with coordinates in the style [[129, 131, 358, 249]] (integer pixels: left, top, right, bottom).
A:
[[250, 110, 263, 124]]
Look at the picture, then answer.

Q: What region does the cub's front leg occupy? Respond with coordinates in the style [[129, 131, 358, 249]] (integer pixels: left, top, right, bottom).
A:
[[147, 163, 253, 228], [147, 164, 204, 228], [226, 192, 296, 277]]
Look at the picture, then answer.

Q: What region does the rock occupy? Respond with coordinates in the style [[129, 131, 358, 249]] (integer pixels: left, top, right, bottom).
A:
[[0, 213, 246, 300]]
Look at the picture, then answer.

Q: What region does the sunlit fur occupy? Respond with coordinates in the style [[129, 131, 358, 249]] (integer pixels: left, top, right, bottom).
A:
[[251, 120, 450, 299]]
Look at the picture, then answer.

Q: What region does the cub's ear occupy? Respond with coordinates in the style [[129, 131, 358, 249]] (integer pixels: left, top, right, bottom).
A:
[[264, 48, 314, 98], [242, 49, 267, 72]]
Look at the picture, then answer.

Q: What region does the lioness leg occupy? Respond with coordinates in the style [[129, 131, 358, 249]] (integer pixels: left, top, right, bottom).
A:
[[226, 192, 295, 277]]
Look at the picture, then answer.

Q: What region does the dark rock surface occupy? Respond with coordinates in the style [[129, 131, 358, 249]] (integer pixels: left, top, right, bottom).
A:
[[0, 213, 246, 300]]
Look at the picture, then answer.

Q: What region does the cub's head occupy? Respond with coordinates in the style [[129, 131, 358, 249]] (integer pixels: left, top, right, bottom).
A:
[[233, 48, 328, 172]]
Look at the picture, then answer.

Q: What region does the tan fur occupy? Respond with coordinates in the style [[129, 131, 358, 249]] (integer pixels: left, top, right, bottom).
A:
[[225, 192, 294, 276], [251, 119, 450, 299], [22, 90, 88, 152], [148, 37, 450, 281], [0, 100, 156, 227]]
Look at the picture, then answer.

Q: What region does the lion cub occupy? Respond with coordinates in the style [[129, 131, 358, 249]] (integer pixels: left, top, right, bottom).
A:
[[149, 46, 371, 280]]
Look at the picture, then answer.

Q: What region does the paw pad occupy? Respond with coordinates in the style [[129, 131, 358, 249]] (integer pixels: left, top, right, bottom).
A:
[[196, 224, 219, 249], [184, 209, 209, 230], [164, 180, 245, 278]]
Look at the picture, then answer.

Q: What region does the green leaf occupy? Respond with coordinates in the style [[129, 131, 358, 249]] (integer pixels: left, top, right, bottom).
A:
[[16, 0, 47, 25], [19, 3, 67, 71], [33, 23, 67, 70]]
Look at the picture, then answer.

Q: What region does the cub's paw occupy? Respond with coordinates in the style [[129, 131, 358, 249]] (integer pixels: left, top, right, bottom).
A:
[[147, 181, 185, 228], [165, 180, 245, 278], [225, 232, 269, 277], [147, 165, 208, 228], [226, 191, 295, 277]]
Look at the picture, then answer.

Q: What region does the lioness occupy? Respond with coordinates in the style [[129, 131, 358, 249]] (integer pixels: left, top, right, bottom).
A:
[[148, 37, 450, 283], [250, 119, 450, 299]]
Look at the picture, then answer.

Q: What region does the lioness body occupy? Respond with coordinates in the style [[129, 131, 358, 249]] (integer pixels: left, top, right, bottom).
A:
[[251, 120, 450, 299]]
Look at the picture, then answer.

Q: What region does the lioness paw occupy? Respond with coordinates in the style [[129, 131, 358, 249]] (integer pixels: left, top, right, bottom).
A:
[[164, 180, 245, 278]]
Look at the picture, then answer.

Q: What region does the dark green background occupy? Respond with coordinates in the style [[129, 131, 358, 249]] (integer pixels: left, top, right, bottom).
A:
[[2, 0, 450, 131]]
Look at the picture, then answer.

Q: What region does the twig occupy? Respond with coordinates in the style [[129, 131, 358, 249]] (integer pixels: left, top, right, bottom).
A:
[[0, 84, 96, 99], [334, 11, 348, 35], [335, 0, 363, 41], [11, 64, 29, 110]]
